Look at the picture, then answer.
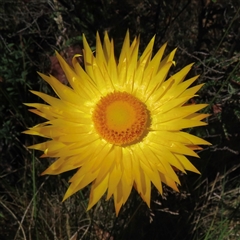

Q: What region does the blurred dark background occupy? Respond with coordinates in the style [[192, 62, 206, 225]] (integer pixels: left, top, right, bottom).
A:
[[0, 0, 240, 239]]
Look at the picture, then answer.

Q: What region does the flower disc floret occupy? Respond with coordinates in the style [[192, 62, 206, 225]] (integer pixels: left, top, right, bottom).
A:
[[92, 91, 148, 145]]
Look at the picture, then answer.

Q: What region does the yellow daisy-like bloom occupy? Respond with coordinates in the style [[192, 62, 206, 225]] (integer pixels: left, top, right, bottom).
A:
[[24, 31, 210, 215]]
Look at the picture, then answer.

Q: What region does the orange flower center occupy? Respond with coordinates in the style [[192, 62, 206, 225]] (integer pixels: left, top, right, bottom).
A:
[[92, 92, 149, 145]]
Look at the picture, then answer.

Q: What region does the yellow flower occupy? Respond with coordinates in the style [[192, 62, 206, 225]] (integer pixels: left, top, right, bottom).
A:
[[24, 31, 210, 215]]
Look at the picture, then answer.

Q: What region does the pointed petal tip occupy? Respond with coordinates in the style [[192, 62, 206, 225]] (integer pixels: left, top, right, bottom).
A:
[[197, 139, 212, 146], [62, 194, 68, 202], [86, 199, 97, 212], [62, 187, 75, 202], [37, 71, 46, 78], [23, 101, 34, 106], [22, 130, 29, 134], [173, 186, 180, 192], [194, 169, 201, 175], [40, 168, 50, 176], [29, 89, 35, 94], [189, 168, 201, 175], [115, 205, 122, 217], [172, 47, 178, 54]]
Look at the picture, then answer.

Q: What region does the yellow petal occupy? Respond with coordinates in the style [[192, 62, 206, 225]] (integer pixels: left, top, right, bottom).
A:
[[159, 173, 179, 192], [171, 63, 194, 86], [113, 184, 124, 216], [174, 154, 200, 174], [106, 164, 122, 200], [87, 174, 109, 210], [121, 170, 133, 204]]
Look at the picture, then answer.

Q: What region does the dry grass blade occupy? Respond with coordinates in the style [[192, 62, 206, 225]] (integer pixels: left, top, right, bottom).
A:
[[0, 200, 27, 240]]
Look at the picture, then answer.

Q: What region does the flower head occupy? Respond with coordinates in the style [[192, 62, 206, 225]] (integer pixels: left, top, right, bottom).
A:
[[24, 31, 210, 215]]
